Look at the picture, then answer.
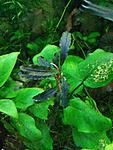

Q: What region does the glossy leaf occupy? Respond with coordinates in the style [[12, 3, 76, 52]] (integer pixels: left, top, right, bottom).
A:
[[0, 99, 18, 118], [60, 31, 71, 64], [62, 55, 83, 91], [58, 78, 69, 107], [33, 44, 60, 64], [33, 88, 57, 103], [12, 113, 42, 141], [63, 98, 112, 148], [63, 98, 112, 133], [24, 122, 53, 150], [105, 143, 113, 150], [72, 128, 110, 149], [0, 78, 16, 98], [29, 99, 54, 120], [13, 88, 43, 109], [0, 52, 19, 87], [78, 49, 113, 88]]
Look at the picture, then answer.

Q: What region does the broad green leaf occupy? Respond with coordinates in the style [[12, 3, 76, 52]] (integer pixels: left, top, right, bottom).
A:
[[63, 98, 112, 133], [0, 78, 16, 98], [12, 113, 42, 141], [0, 52, 19, 87], [105, 143, 113, 150], [72, 128, 110, 149], [0, 99, 18, 118], [62, 55, 83, 91], [33, 45, 60, 64], [13, 88, 43, 109], [29, 99, 54, 120], [78, 49, 113, 88], [24, 122, 53, 150]]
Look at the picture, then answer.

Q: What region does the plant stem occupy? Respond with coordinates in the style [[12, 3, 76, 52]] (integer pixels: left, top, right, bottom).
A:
[[55, 0, 72, 31]]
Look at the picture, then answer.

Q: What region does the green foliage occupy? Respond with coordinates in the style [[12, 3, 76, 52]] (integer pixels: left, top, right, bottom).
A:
[[13, 88, 43, 109], [23, 121, 53, 150], [62, 55, 83, 91], [78, 49, 113, 88], [1, 30, 113, 149], [29, 99, 54, 120], [12, 113, 42, 141], [105, 143, 113, 150], [0, 99, 18, 118], [0, 78, 16, 98], [33, 44, 60, 64], [63, 98, 111, 148], [64, 98, 112, 132], [0, 52, 19, 87], [83, 32, 100, 44]]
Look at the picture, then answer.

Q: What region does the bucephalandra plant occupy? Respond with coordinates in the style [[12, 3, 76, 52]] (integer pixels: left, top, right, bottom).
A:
[[0, 32, 113, 149]]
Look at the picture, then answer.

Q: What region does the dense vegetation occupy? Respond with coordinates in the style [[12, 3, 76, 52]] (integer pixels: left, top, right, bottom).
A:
[[0, 0, 113, 149]]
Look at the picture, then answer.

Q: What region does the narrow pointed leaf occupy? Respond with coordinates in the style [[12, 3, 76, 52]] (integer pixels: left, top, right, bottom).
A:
[[34, 88, 57, 103], [60, 31, 71, 64], [20, 65, 57, 81]]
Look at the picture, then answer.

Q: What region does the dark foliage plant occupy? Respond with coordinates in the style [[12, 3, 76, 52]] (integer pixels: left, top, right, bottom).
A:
[[0, 31, 113, 149]]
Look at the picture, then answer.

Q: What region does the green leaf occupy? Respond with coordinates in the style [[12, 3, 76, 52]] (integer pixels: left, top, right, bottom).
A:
[[72, 128, 110, 149], [29, 99, 54, 120], [63, 98, 112, 149], [78, 49, 113, 88], [105, 143, 113, 150], [0, 99, 18, 118], [0, 52, 19, 87], [27, 42, 38, 51], [13, 88, 43, 109], [87, 32, 100, 39], [12, 113, 42, 141], [0, 78, 16, 98], [62, 55, 83, 91], [63, 98, 112, 133], [33, 44, 60, 64], [24, 122, 53, 150]]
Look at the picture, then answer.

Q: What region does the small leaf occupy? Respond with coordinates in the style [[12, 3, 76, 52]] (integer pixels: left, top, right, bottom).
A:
[[33, 45, 60, 64], [60, 31, 71, 64], [12, 113, 42, 141], [55, 78, 69, 107], [0, 99, 18, 118], [38, 56, 51, 67], [34, 88, 57, 103]]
